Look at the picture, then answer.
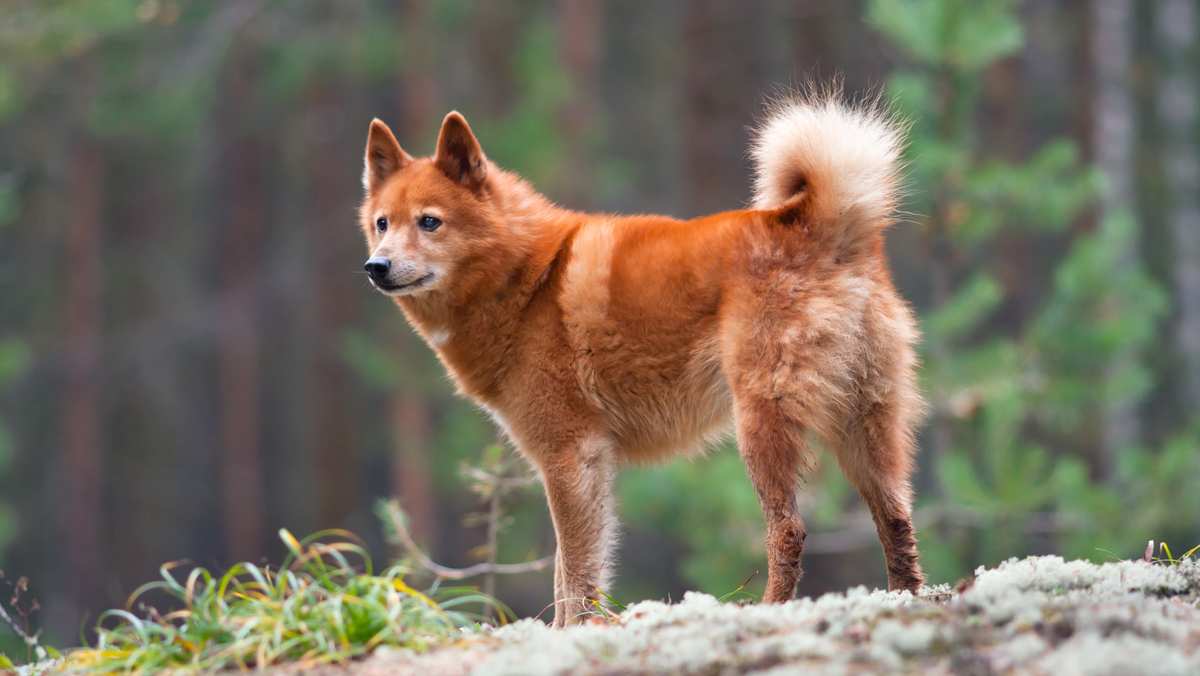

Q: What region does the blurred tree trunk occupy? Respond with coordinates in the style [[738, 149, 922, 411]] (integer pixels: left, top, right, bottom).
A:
[[681, 0, 727, 215], [216, 44, 265, 561], [558, 0, 603, 207], [789, 1, 865, 88], [1091, 0, 1135, 224], [682, 0, 765, 215], [1073, 0, 1096, 177], [61, 133, 104, 616], [984, 51, 1034, 325], [1157, 0, 1200, 407], [389, 393, 435, 544], [1090, 0, 1138, 470], [386, 0, 440, 544], [399, 0, 438, 138], [923, 56, 970, 473], [472, 2, 522, 118], [306, 81, 360, 529], [1068, 0, 1114, 474]]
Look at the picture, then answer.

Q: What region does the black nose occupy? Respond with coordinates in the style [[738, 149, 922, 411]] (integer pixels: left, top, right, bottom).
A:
[[364, 256, 390, 282]]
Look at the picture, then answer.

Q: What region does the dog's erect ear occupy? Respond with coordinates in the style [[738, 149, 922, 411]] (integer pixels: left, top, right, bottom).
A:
[[434, 111, 487, 190], [364, 118, 412, 193]]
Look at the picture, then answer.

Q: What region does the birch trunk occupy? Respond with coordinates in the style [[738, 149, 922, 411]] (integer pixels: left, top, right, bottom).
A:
[[1158, 0, 1200, 406], [1091, 0, 1138, 466]]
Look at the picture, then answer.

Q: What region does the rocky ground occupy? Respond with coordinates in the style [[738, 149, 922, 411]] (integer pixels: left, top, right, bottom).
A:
[[281, 555, 1200, 676]]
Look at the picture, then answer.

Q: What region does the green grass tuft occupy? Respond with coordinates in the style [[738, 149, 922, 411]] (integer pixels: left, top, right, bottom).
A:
[[64, 529, 504, 672]]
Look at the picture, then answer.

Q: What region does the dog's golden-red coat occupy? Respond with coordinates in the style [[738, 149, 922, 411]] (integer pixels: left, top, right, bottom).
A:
[[359, 96, 925, 626]]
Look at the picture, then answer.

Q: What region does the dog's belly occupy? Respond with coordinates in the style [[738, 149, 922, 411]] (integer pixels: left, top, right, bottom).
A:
[[575, 331, 734, 463], [612, 381, 734, 462]]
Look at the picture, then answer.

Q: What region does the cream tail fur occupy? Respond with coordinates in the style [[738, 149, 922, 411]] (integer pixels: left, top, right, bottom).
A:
[[749, 94, 906, 258]]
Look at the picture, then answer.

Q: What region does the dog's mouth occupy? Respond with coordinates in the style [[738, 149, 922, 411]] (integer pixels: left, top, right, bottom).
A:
[[372, 272, 436, 295]]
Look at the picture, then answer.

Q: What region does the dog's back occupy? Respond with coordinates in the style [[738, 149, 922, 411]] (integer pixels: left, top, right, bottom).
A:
[[556, 94, 919, 459]]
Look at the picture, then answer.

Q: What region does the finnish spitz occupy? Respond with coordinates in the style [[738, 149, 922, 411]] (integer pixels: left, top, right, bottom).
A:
[[358, 93, 925, 626]]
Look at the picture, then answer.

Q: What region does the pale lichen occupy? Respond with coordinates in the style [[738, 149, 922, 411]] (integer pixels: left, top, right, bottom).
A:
[[338, 556, 1200, 676]]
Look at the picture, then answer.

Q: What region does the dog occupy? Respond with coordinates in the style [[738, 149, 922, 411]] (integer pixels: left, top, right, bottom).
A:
[[357, 93, 925, 626]]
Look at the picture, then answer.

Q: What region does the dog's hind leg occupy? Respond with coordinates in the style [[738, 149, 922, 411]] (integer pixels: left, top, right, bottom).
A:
[[834, 397, 924, 593], [734, 396, 814, 602]]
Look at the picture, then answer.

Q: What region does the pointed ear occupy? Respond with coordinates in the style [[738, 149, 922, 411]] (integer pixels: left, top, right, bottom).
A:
[[434, 111, 487, 190], [363, 118, 412, 193]]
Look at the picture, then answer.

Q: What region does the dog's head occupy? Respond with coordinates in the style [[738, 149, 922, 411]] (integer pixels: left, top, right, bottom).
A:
[[358, 112, 499, 298]]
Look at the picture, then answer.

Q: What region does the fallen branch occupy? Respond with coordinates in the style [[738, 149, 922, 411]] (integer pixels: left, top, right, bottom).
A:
[[378, 499, 554, 580]]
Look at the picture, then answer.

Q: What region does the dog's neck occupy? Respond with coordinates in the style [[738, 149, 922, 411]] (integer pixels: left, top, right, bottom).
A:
[[396, 168, 576, 402]]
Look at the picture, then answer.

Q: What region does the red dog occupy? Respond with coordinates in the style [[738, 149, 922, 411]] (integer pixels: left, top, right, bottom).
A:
[[358, 93, 925, 626]]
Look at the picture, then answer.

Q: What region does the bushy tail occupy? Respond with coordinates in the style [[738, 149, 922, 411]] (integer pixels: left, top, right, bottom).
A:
[[749, 91, 906, 257]]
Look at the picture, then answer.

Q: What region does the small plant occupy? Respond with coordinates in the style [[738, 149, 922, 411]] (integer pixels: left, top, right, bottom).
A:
[[460, 444, 548, 599], [378, 443, 553, 605], [717, 570, 761, 604], [581, 591, 625, 625], [0, 571, 58, 670], [1144, 540, 1200, 566], [63, 529, 499, 672]]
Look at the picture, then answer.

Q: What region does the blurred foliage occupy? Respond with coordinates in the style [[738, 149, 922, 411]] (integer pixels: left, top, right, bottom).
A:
[[619, 452, 764, 594], [868, 0, 1022, 72]]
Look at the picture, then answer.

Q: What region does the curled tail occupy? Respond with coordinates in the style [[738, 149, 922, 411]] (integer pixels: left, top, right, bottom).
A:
[[749, 92, 906, 258]]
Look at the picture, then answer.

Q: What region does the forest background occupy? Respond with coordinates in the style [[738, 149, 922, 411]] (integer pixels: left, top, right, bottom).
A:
[[2, 0, 1198, 647]]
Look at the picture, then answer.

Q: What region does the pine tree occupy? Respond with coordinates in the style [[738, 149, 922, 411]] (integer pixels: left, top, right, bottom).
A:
[[869, 0, 1195, 578]]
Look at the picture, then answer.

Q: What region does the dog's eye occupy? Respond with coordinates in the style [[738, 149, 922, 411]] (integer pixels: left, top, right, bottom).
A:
[[375, 217, 388, 232], [418, 214, 442, 232]]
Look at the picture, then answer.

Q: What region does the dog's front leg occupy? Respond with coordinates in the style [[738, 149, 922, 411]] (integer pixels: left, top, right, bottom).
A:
[[538, 435, 617, 627]]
